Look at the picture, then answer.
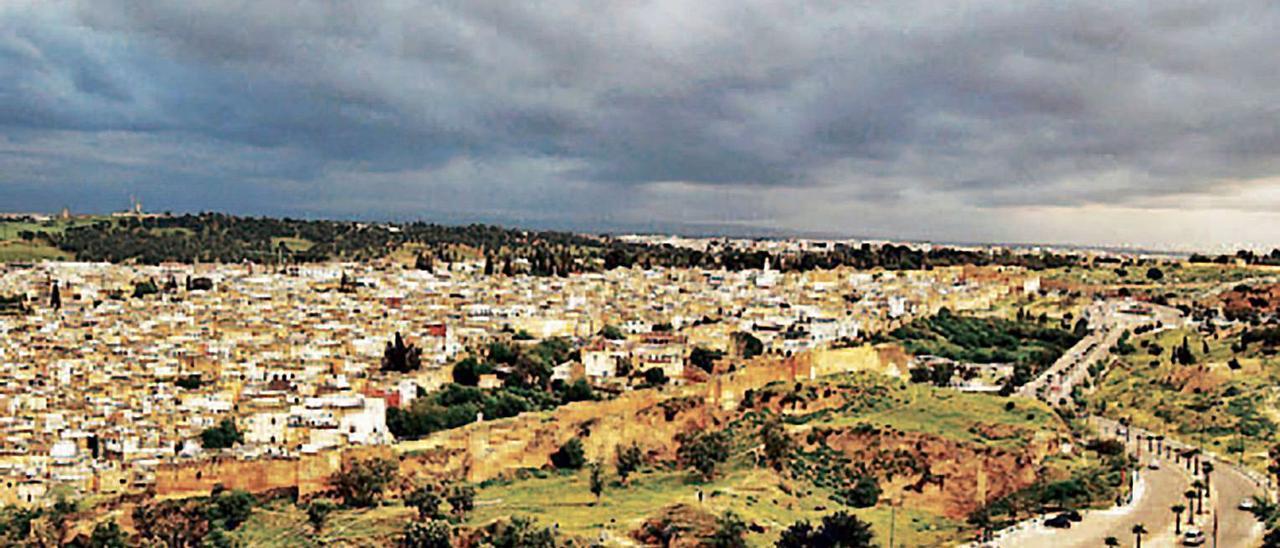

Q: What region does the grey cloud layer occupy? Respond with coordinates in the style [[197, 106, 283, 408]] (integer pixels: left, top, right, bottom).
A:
[[2, 0, 1280, 244]]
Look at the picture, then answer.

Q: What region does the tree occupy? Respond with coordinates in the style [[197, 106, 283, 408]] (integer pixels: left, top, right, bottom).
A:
[[205, 489, 255, 531], [1073, 318, 1089, 338], [447, 485, 475, 520], [485, 516, 555, 548], [760, 416, 791, 472], [199, 418, 243, 450], [1175, 335, 1197, 365], [1171, 504, 1185, 534], [401, 519, 452, 548], [559, 378, 595, 403], [382, 332, 423, 373], [1132, 523, 1147, 548], [709, 512, 747, 548], [330, 456, 398, 508], [50, 281, 60, 310], [642, 367, 669, 387], [1104, 537, 1119, 547], [615, 442, 644, 484], [507, 352, 552, 389], [777, 511, 874, 548], [176, 374, 203, 390], [87, 520, 127, 548], [1185, 490, 1198, 523], [133, 279, 159, 298], [451, 357, 485, 386], [678, 430, 731, 481], [306, 500, 335, 533], [690, 346, 724, 374], [601, 324, 625, 340], [733, 332, 764, 359], [414, 252, 434, 272], [1146, 267, 1164, 281], [1191, 480, 1206, 514], [406, 484, 444, 519], [550, 438, 587, 470], [839, 475, 881, 509], [589, 462, 604, 504], [777, 520, 818, 548]]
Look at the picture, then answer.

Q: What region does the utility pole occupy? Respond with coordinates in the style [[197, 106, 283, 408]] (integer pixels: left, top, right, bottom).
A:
[[888, 501, 896, 548], [1236, 428, 1243, 467]]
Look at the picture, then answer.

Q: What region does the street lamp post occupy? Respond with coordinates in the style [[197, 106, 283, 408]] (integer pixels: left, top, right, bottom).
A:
[[888, 496, 898, 548]]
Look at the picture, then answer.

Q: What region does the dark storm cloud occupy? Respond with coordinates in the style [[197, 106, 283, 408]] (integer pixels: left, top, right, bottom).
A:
[[3, 0, 1280, 243]]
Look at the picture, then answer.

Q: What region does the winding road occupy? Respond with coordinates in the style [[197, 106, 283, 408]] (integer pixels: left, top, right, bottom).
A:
[[992, 300, 1266, 547]]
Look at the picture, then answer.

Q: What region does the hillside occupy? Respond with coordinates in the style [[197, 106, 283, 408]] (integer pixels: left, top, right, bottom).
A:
[[1090, 325, 1280, 472], [211, 370, 1081, 547], [0, 213, 1084, 271]]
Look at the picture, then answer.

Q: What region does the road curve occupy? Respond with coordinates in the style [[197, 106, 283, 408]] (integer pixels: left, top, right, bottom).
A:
[[988, 300, 1265, 547]]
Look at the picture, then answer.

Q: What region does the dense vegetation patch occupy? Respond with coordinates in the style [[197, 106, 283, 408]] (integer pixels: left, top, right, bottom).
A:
[[5, 213, 1083, 271], [388, 339, 594, 439], [889, 308, 1082, 387]]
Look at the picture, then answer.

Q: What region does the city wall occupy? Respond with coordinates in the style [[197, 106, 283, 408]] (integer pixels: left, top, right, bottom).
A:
[[155, 344, 902, 499]]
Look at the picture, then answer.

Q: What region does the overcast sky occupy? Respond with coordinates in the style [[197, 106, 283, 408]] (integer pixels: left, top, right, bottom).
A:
[[3, 1, 1279, 250]]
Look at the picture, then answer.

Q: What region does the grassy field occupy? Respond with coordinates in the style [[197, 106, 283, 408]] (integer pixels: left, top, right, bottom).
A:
[[0, 217, 110, 262], [468, 466, 964, 547], [271, 236, 316, 252], [1042, 264, 1259, 288], [228, 464, 965, 547], [232, 499, 415, 548], [1091, 326, 1280, 472], [0, 217, 107, 239], [809, 380, 1062, 449], [0, 240, 72, 262]]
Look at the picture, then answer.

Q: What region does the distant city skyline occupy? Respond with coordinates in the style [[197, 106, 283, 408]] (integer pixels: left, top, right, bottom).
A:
[[3, 1, 1280, 251]]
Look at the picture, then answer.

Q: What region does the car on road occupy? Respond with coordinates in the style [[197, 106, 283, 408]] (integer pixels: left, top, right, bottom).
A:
[[1147, 461, 1159, 470], [1182, 528, 1205, 546], [1044, 514, 1073, 529], [1239, 498, 1257, 511]]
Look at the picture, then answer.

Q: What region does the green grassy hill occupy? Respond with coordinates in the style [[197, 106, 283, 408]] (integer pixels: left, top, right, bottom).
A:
[[1091, 325, 1280, 472]]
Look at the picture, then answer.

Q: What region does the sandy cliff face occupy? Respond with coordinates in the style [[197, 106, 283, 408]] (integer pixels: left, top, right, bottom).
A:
[[157, 344, 1057, 523], [809, 426, 1054, 519], [737, 376, 1063, 520]]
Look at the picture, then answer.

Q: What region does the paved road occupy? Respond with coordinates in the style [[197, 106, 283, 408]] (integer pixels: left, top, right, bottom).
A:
[[1101, 419, 1265, 548], [1211, 458, 1266, 547], [991, 300, 1265, 547], [1017, 300, 1180, 401], [994, 450, 1190, 547]]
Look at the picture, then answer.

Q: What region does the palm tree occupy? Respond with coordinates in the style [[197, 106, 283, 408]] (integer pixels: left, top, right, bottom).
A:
[[1185, 490, 1198, 523], [1104, 536, 1119, 547], [1201, 461, 1214, 490], [1171, 504, 1186, 534], [1132, 523, 1148, 548], [1191, 479, 1206, 514]]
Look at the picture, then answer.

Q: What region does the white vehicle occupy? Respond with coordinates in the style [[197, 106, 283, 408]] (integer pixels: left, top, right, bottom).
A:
[[1182, 528, 1205, 546], [1239, 498, 1257, 511]]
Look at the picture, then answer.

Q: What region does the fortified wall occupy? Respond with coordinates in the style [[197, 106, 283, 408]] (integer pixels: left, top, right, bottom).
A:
[[155, 344, 903, 499]]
